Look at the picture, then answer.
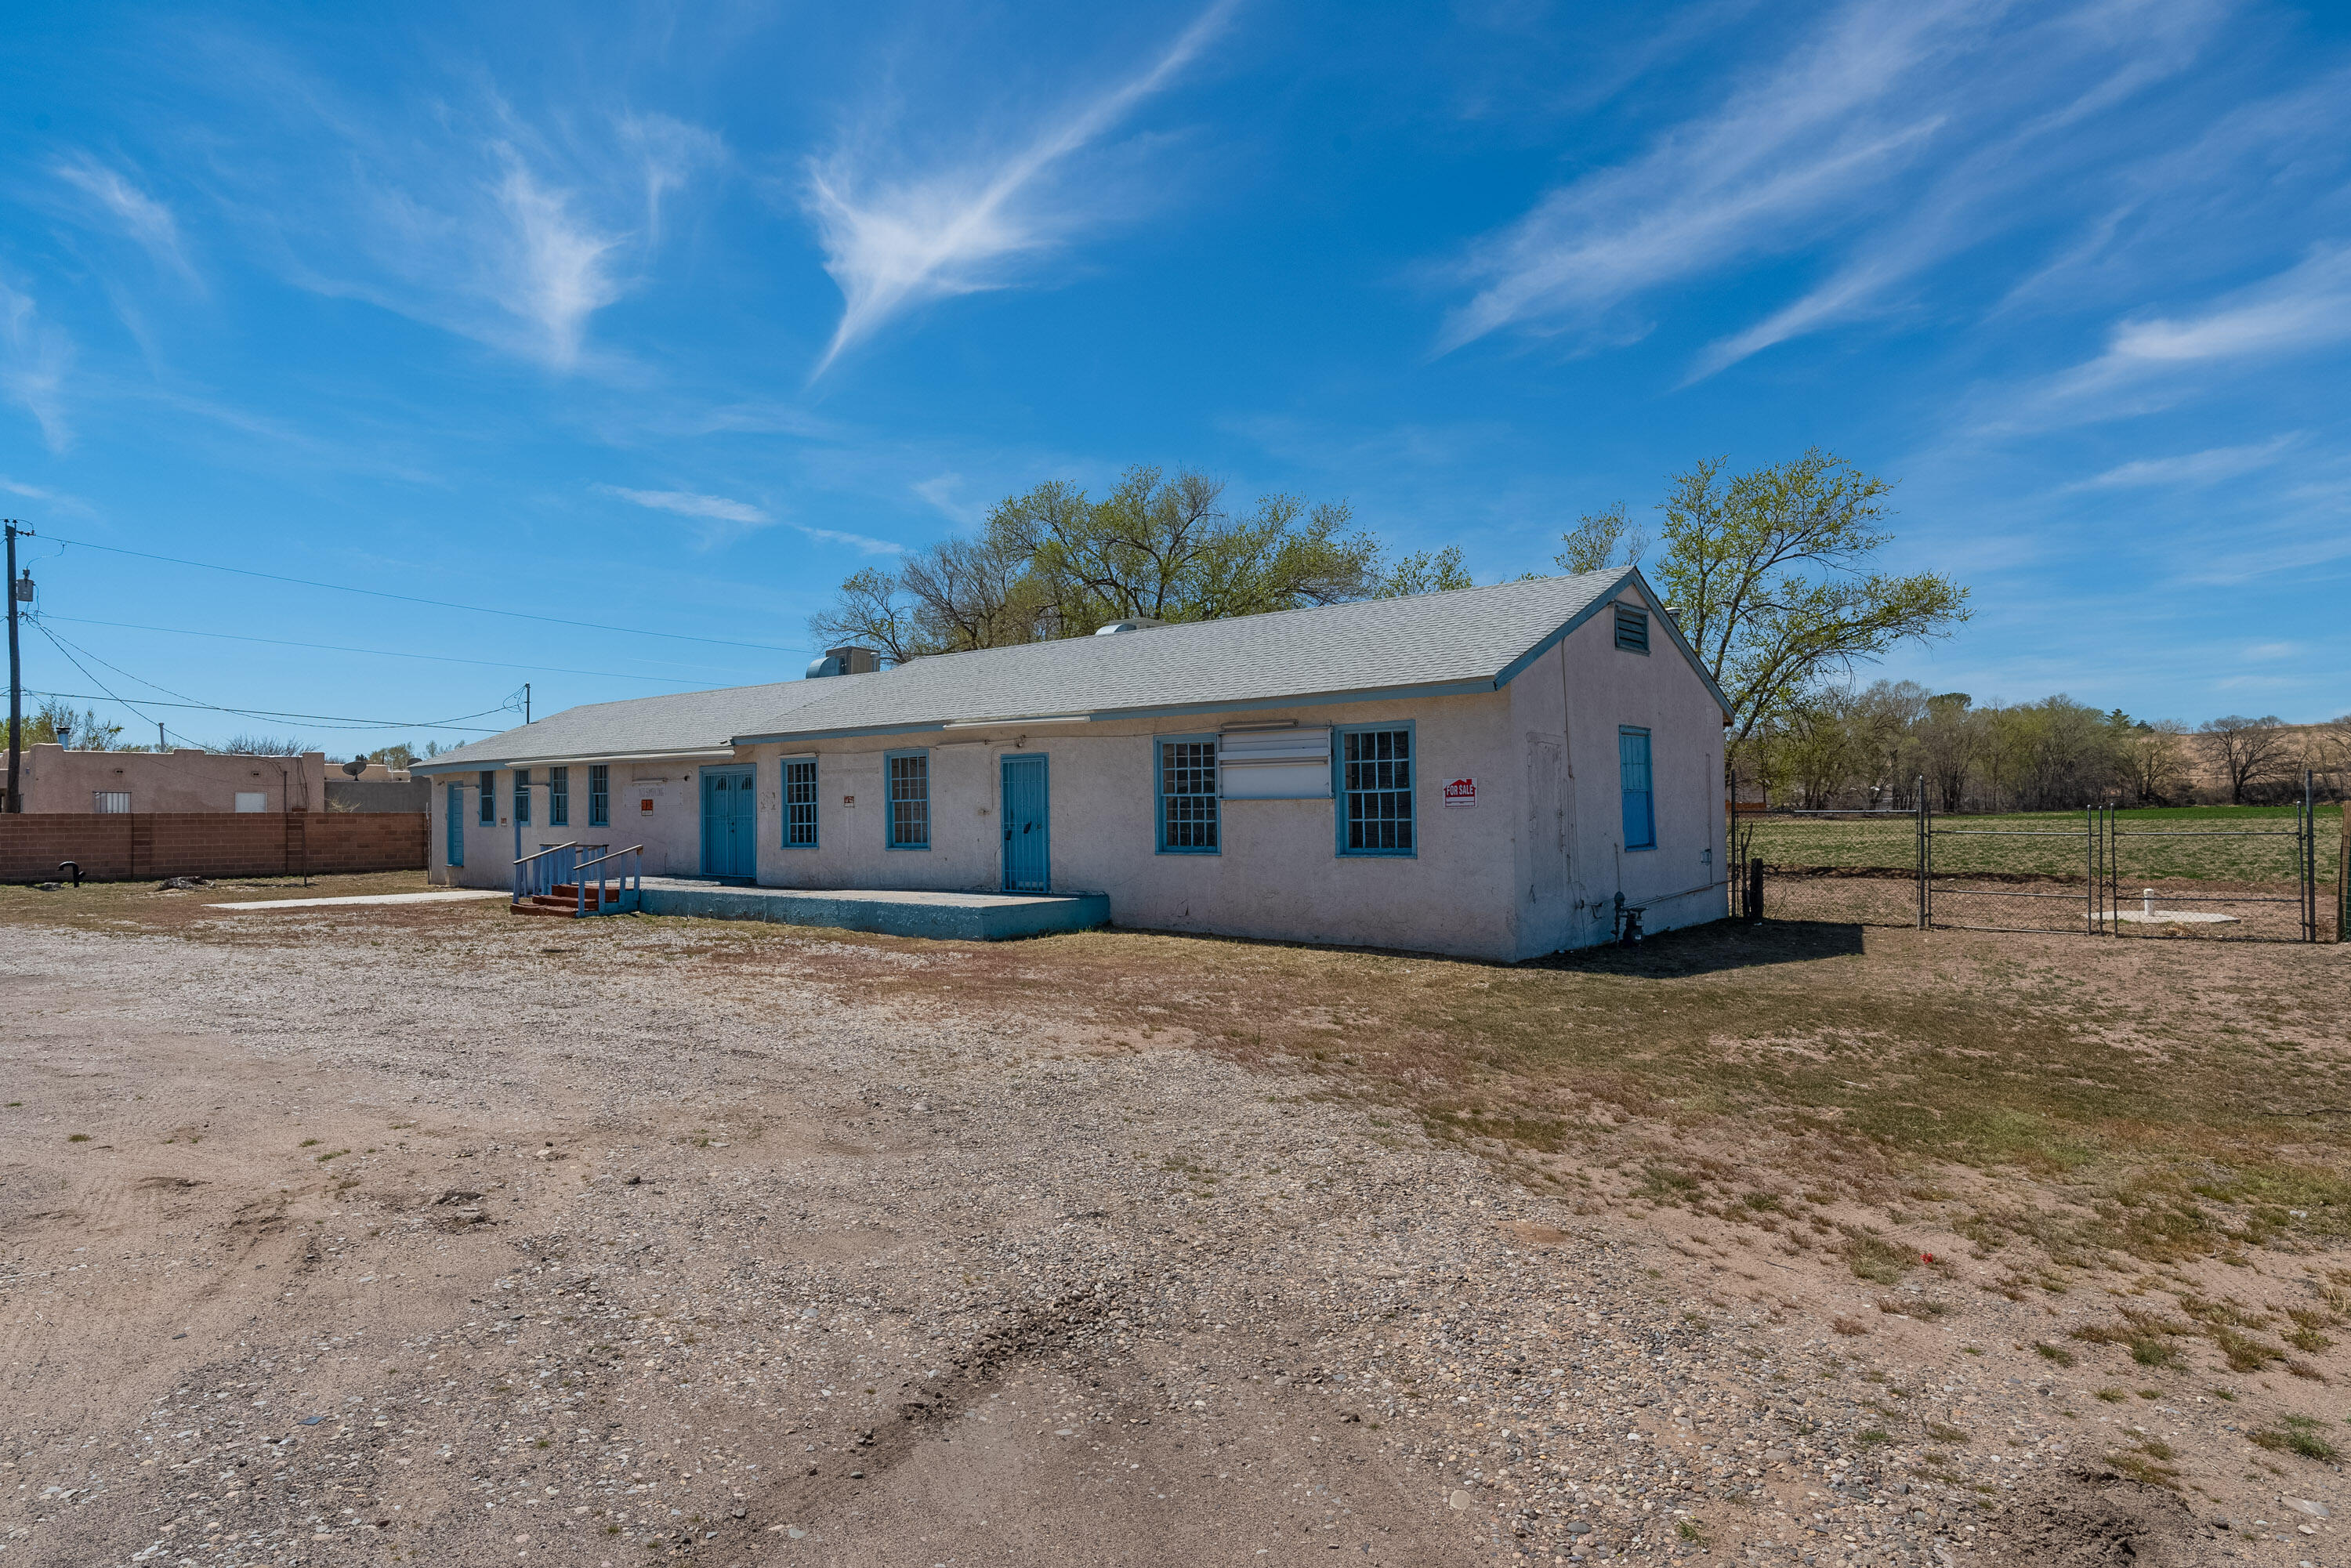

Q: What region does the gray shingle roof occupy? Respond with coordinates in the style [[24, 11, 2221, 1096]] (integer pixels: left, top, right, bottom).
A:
[[411, 679, 839, 774], [415, 570, 1720, 773]]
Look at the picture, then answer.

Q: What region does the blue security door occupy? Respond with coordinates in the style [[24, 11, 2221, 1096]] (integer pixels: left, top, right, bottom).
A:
[[700, 766, 757, 879], [445, 783, 465, 867], [1000, 754, 1049, 893]]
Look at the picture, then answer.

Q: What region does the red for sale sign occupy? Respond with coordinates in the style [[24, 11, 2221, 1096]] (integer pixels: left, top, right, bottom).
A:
[[1443, 777, 1476, 808]]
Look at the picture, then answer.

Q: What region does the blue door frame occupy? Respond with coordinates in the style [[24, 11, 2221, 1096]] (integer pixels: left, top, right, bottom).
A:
[[700, 766, 757, 880], [1000, 753, 1050, 893]]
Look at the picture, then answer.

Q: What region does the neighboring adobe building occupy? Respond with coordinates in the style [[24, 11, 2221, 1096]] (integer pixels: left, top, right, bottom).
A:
[[413, 569, 1733, 961], [0, 745, 327, 815]]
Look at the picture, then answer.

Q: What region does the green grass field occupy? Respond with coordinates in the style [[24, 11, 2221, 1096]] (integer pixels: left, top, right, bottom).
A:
[[1737, 804, 2336, 886]]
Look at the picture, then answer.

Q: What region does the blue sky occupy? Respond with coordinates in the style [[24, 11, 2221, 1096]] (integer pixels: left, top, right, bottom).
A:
[[3, 0, 2347, 755]]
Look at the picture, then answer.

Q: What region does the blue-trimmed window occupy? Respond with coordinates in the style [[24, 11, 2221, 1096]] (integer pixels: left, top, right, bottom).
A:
[[1619, 727, 1655, 850], [478, 770, 495, 824], [784, 756, 819, 847], [886, 751, 929, 849], [548, 766, 569, 827], [1156, 736, 1218, 853], [588, 764, 609, 827], [1336, 724, 1414, 856], [514, 767, 532, 826]]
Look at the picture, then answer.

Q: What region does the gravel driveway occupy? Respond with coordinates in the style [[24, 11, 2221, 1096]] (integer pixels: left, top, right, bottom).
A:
[[0, 912, 2222, 1566]]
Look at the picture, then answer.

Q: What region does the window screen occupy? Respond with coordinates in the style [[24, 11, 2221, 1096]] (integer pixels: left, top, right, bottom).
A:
[[1619, 727, 1656, 850], [589, 764, 609, 827], [784, 758, 818, 847], [1339, 727, 1413, 854], [479, 770, 496, 824], [234, 791, 266, 813], [548, 766, 569, 827], [1614, 604, 1650, 653], [93, 791, 132, 814], [887, 752, 929, 849], [513, 767, 531, 826], [1158, 739, 1218, 852]]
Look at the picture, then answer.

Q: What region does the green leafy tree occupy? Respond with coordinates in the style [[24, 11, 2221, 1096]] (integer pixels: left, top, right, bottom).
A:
[[1650, 448, 1969, 744], [813, 466, 1386, 661], [1375, 545, 1473, 598], [5, 698, 123, 751]]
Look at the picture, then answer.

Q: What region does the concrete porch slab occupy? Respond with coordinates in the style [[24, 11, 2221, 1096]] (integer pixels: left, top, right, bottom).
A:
[[211, 890, 509, 911], [635, 878, 1109, 941]]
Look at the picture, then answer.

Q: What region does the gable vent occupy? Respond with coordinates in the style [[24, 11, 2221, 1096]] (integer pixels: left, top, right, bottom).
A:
[[1613, 604, 1650, 654]]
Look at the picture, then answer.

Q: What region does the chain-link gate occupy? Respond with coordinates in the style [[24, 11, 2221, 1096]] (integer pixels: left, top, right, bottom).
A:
[[1733, 774, 2338, 943]]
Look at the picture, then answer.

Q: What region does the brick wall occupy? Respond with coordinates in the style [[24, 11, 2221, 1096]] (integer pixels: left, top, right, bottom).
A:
[[0, 812, 426, 883]]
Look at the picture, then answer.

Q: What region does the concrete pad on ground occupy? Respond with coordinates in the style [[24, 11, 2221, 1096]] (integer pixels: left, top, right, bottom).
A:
[[636, 877, 1108, 940], [209, 890, 509, 911]]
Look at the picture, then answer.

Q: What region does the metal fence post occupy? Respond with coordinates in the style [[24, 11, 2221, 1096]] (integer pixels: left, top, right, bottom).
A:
[[1749, 856, 1764, 922], [1915, 777, 1927, 930]]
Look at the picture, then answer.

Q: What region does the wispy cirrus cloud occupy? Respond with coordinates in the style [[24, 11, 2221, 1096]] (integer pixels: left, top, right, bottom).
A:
[[53, 154, 197, 283], [802, 0, 1237, 375], [1435, 0, 1985, 357], [597, 483, 904, 556], [2035, 244, 2351, 415], [2060, 435, 2298, 491], [201, 44, 726, 372], [0, 281, 76, 451], [1436, 0, 2236, 375]]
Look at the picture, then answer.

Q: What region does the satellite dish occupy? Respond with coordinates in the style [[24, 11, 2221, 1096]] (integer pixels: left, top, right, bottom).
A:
[[343, 756, 369, 777]]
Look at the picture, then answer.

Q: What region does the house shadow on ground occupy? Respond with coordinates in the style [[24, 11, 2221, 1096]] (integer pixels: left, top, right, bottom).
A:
[[1527, 917, 1867, 978]]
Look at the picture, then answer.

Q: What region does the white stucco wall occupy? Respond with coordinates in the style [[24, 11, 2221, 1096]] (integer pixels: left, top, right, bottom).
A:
[[1505, 585, 1729, 955], [422, 593, 1728, 959], [743, 690, 1530, 959], [428, 763, 709, 888]]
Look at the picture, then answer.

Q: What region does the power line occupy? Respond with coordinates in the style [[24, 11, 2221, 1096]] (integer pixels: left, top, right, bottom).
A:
[[37, 533, 815, 657], [27, 628, 516, 733], [36, 614, 733, 686], [27, 687, 508, 733]]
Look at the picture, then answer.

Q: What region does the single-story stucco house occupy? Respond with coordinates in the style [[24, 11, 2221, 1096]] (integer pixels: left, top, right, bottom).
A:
[[411, 569, 1731, 960]]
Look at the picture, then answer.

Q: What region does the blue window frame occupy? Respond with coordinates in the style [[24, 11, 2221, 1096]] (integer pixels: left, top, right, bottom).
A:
[[886, 750, 929, 849], [1335, 722, 1414, 856], [588, 764, 609, 827], [784, 756, 819, 847], [478, 770, 495, 824], [548, 766, 569, 827], [1155, 735, 1219, 853], [513, 767, 531, 826], [1619, 727, 1656, 850]]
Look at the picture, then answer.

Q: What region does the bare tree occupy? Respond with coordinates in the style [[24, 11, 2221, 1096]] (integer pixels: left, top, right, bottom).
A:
[[1555, 502, 1648, 574], [2198, 715, 2292, 804], [2119, 720, 2190, 806]]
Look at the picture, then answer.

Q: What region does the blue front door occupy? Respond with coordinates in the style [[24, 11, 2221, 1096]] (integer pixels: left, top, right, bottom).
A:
[[446, 784, 464, 867], [700, 766, 756, 879], [1001, 754, 1049, 893]]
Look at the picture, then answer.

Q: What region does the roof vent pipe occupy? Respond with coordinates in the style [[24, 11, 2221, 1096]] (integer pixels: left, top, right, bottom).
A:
[[806, 645, 882, 679]]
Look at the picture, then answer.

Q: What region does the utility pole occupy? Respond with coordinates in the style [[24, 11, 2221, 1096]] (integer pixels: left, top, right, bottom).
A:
[[5, 520, 29, 814]]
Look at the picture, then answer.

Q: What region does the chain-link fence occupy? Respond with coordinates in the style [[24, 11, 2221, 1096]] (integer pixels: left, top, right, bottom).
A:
[[1729, 780, 2342, 943], [1731, 809, 1922, 927]]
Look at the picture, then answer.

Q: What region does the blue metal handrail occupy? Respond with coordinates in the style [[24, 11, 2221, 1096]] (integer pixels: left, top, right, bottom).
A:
[[513, 841, 580, 904], [571, 844, 644, 916]]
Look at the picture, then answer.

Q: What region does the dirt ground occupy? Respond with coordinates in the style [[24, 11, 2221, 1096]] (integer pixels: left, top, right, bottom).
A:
[[2, 876, 2346, 1568]]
